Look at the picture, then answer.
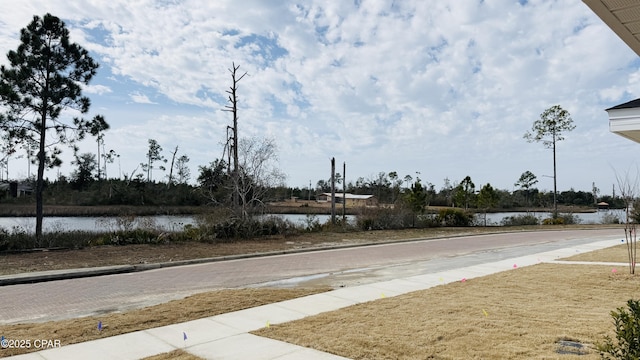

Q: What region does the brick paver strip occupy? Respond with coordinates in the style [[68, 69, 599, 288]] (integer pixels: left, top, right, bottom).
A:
[[0, 229, 622, 324]]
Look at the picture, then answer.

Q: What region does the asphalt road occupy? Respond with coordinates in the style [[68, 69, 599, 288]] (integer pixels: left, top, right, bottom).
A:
[[0, 228, 623, 324]]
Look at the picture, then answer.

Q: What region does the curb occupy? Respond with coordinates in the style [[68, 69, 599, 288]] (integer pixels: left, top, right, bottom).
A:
[[0, 235, 462, 286], [0, 265, 136, 286], [0, 228, 613, 286], [0, 238, 428, 286]]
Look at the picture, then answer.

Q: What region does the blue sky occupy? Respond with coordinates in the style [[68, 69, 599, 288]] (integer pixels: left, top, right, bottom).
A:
[[1, 0, 639, 195]]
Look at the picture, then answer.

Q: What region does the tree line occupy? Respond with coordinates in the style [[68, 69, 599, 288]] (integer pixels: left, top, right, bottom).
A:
[[286, 171, 619, 210], [0, 13, 616, 244], [0, 14, 284, 242], [5, 163, 620, 211]]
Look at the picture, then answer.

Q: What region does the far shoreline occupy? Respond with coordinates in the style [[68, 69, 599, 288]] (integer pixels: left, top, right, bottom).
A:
[[0, 201, 605, 218]]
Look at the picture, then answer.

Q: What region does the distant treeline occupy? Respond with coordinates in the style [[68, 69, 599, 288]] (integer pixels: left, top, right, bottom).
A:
[[0, 176, 624, 210]]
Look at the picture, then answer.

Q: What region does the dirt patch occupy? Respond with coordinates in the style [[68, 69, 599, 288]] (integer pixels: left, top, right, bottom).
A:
[[142, 349, 203, 360], [254, 263, 637, 359], [0, 287, 329, 357]]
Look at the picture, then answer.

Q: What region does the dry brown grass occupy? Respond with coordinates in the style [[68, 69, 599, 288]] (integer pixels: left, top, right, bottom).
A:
[[565, 243, 632, 263], [0, 288, 329, 357], [141, 349, 204, 360], [0, 227, 630, 359], [254, 263, 640, 359]]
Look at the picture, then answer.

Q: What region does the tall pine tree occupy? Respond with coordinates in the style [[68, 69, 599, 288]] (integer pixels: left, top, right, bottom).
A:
[[0, 14, 108, 242]]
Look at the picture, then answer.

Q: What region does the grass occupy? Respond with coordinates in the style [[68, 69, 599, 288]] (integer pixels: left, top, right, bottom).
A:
[[0, 227, 633, 359], [253, 250, 638, 359], [565, 243, 632, 263], [142, 349, 204, 360], [0, 288, 329, 357]]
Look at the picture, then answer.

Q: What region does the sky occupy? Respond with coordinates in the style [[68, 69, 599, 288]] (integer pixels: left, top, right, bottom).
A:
[[0, 0, 639, 195]]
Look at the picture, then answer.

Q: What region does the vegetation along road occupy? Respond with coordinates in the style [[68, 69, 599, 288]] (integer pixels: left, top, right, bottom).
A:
[[0, 228, 622, 326]]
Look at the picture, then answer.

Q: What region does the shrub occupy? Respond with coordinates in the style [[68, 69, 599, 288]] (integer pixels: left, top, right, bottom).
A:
[[542, 213, 581, 225], [258, 216, 298, 237], [601, 212, 621, 225], [437, 208, 473, 227], [543, 217, 564, 225], [415, 213, 440, 228], [304, 214, 323, 232], [598, 299, 640, 359], [558, 213, 581, 225], [108, 229, 163, 246], [501, 214, 540, 226], [41, 230, 97, 248], [0, 225, 36, 250], [181, 224, 202, 241], [0, 226, 106, 251], [355, 207, 415, 230], [193, 213, 300, 242]]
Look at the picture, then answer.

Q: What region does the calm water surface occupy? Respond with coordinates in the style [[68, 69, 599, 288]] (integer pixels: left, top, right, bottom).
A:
[[0, 211, 624, 233]]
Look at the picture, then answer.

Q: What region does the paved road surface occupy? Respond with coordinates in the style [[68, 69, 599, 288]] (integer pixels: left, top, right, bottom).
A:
[[0, 229, 623, 324]]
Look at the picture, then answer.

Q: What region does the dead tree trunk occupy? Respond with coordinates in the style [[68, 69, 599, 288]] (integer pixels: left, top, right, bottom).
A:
[[167, 145, 178, 187], [223, 63, 247, 217]]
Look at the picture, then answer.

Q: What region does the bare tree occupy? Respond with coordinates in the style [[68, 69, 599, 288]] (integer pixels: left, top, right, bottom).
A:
[[223, 62, 248, 210], [234, 137, 285, 219], [615, 168, 639, 274], [166, 145, 179, 187], [96, 132, 104, 180]]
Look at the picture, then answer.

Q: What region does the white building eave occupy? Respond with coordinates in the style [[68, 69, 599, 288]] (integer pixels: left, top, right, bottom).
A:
[[583, 0, 640, 143], [606, 106, 640, 143]]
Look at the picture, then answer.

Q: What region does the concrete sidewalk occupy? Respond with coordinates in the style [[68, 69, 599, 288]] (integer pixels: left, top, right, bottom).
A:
[[2, 238, 624, 360]]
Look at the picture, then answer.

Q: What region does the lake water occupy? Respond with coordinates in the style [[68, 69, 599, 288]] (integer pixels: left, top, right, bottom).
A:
[[481, 210, 626, 225], [0, 211, 625, 233], [0, 214, 353, 234]]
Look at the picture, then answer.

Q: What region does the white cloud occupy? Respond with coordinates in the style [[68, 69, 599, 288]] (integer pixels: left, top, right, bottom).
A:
[[2, 0, 640, 192], [83, 84, 112, 95], [129, 92, 156, 104]]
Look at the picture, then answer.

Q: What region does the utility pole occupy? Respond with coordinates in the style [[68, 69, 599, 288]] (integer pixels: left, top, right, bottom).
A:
[[552, 132, 558, 218], [96, 133, 102, 180], [331, 157, 336, 225], [343, 161, 346, 224]]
